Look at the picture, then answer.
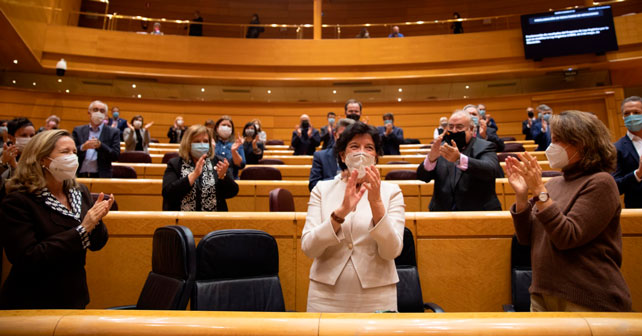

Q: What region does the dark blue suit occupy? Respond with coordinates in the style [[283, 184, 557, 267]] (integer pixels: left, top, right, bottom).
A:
[[292, 128, 321, 156], [309, 147, 339, 191], [613, 135, 642, 208], [108, 118, 127, 139], [72, 124, 121, 178], [377, 126, 404, 155], [531, 120, 551, 151]]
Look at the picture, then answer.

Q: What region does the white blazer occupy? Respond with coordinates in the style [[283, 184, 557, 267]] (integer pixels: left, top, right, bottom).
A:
[[301, 178, 405, 289]]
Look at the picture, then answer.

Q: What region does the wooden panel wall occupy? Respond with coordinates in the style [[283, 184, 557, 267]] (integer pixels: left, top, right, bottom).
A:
[[0, 86, 626, 144]]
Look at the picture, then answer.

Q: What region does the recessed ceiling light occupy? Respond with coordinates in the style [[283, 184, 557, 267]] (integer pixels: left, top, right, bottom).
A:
[[32, 82, 36, 86], [465, 85, 470, 89], [12, 80, 16, 84], [137, 94, 142, 98], [58, 78, 62, 83], [464, 95, 469, 99], [132, 84, 137, 88], [332, 90, 337, 94], [201, 88, 205, 92], [65, 89, 70, 93], [398, 88, 403, 92], [397, 98, 402, 102], [267, 90, 271, 94], [13, 60, 18, 64]]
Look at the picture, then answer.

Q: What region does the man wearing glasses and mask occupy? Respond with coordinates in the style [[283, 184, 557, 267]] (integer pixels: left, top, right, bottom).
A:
[[416, 110, 503, 211]]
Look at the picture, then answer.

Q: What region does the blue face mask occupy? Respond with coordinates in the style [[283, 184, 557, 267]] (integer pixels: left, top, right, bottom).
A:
[[191, 143, 210, 159], [542, 113, 551, 122], [625, 114, 642, 132], [328, 118, 335, 124], [471, 116, 479, 126], [384, 119, 393, 125], [479, 109, 486, 117], [112, 112, 119, 119]]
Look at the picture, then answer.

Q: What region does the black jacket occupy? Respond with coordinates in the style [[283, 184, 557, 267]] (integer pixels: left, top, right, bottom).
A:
[[417, 137, 502, 211], [73, 124, 121, 178], [162, 156, 238, 211], [0, 184, 108, 309], [613, 135, 642, 208]]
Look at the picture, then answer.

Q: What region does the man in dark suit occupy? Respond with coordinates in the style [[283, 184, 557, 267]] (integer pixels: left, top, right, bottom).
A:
[[417, 110, 502, 211], [613, 96, 642, 208], [319, 112, 336, 150], [107, 106, 127, 139], [521, 107, 535, 140], [377, 113, 404, 155], [73, 100, 121, 178], [531, 104, 553, 151], [291, 114, 321, 155], [308, 118, 355, 191], [464, 104, 505, 152]]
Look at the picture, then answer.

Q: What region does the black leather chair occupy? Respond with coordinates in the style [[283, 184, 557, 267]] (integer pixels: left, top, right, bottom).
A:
[[91, 193, 119, 211], [385, 170, 417, 180], [403, 138, 420, 144], [386, 161, 410, 165], [269, 188, 295, 212], [192, 229, 286, 312], [503, 235, 532, 312], [240, 166, 282, 180], [502, 143, 525, 153], [395, 228, 444, 313], [258, 158, 285, 165], [497, 153, 519, 163], [112, 225, 196, 310], [500, 136, 516, 142], [112, 165, 138, 179], [162, 152, 179, 163], [119, 151, 152, 163], [265, 139, 284, 145]]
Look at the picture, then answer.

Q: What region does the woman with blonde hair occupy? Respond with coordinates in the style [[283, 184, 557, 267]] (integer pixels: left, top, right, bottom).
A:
[[0, 129, 112, 309], [162, 124, 238, 211], [506, 110, 631, 312]]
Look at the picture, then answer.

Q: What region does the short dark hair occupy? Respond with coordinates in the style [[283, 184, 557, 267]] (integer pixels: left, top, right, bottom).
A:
[[8, 117, 33, 136], [214, 115, 235, 140], [621, 96, 642, 113], [204, 119, 215, 127], [243, 121, 258, 139], [344, 99, 362, 112], [327, 112, 336, 118], [383, 113, 394, 121], [130, 115, 143, 124], [334, 121, 382, 170]]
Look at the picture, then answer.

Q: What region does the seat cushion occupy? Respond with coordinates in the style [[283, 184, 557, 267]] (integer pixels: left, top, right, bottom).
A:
[[192, 276, 285, 311], [136, 272, 186, 310]]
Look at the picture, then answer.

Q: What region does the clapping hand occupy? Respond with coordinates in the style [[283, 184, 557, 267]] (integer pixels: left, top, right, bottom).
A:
[[385, 123, 393, 135], [144, 121, 154, 130], [215, 158, 229, 179], [440, 140, 460, 163], [81, 192, 114, 233], [427, 134, 444, 162], [1, 143, 18, 168], [362, 165, 382, 204], [231, 136, 242, 152], [479, 118, 488, 139], [337, 170, 367, 217], [188, 154, 206, 185]]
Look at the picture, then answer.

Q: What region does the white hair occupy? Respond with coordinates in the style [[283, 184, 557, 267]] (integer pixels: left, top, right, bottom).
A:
[[88, 100, 108, 112], [450, 109, 475, 128]]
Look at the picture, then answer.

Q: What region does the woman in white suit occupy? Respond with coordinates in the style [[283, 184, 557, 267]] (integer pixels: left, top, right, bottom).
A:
[[301, 122, 405, 313]]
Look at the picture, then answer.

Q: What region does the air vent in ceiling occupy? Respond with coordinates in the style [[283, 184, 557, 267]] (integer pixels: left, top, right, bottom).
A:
[[115, 76, 158, 82], [222, 89, 251, 93], [82, 81, 112, 86], [487, 82, 517, 88], [298, 99, 308, 102], [333, 82, 373, 86], [426, 96, 438, 100], [353, 89, 381, 93]]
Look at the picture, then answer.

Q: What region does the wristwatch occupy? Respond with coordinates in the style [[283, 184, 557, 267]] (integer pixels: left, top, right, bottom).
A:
[[538, 192, 550, 202]]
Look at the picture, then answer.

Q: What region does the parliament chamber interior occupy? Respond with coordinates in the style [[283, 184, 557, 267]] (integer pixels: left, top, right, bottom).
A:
[[1, 0, 642, 334]]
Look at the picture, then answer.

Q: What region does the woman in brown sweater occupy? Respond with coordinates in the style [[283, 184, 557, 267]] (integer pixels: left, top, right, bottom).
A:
[[505, 110, 631, 312]]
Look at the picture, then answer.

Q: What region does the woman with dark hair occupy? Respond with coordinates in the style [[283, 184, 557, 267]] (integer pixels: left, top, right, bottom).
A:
[[506, 110, 631, 312], [241, 122, 264, 165], [213, 116, 245, 179], [0, 130, 112, 309], [246, 13, 265, 38], [301, 122, 405, 312], [162, 125, 238, 211], [123, 115, 151, 152]]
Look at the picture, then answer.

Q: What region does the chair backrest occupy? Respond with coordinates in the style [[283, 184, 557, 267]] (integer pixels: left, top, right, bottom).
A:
[[385, 170, 417, 180], [395, 228, 423, 312], [269, 188, 295, 212], [258, 158, 285, 165], [420, 144, 431, 149], [403, 138, 420, 144], [502, 143, 525, 153], [240, 166, 282, 180], [510, 235, 532, 312], [497, 153, 519, 163], [541, 170, 562, 177], [162, 152, 179, 163], [119, 151, 152, 163], [192, 229, 285, 312], [265, 139, 284, 145], [500, 136, 517, 141], [150, 138, 160, 143], [136, 225, 196, 310], [112, 165, 138, 179], [386, 161, 410, 165], [91, 193, 119, 211]]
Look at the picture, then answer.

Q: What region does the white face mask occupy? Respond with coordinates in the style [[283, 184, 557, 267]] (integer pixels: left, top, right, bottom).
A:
[[15, 137, 31, 151], [176, 119, 184, 126], [218, 125, 232, 139], [344, 152, 375, 179], [46, 154, 79, 181], [91, 112, 105, 125], [545, 143, 572, 169], [133, 120, 143, 128]]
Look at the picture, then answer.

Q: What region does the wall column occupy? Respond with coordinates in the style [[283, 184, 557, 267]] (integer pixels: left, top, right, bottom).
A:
[[313, 0, 322, 40]]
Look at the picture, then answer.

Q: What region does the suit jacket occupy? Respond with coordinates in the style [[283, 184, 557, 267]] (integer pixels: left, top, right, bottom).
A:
[[123, 127, 151, 152], [162, 156, 239, 211], [531, 120, 551, 151], [377, 126, 404, 155], [292, 128, 321, 155], [522, 119, 534, 140], [301, 179, 405, 289], [309, 147, 339, 191], [108, 118, 127, 140], [73, 124, 121, 178], [319, 125, 335, 150], [613, 135, 642, 208], [478, 126, 505, 152], [417, 137, 502, 211], [0, 184, 108, 309]]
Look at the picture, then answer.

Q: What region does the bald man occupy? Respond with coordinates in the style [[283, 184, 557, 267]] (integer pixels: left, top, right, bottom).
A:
[[292, 114, 321, 155]]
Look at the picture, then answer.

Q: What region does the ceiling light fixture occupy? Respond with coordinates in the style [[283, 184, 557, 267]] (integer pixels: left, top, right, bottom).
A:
[[12, 80, 16, 84], [32, 82, 36, 86], [137, 94, 142, 98], [132, 84, 136, 88], [13, 60, 18, 64], [332, 90, 337, 94], [201, 88, 205, 92], [58, 78, 63, 83], [397, 98, 402, 102], [267, 90, 271, 94], [65, 89, 70, 93], [465, 85, 469, 89], [398, 88, 403, 92]]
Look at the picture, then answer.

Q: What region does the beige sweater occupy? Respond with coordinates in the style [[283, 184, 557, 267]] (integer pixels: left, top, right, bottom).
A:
[[511, 170, 632, 312]]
